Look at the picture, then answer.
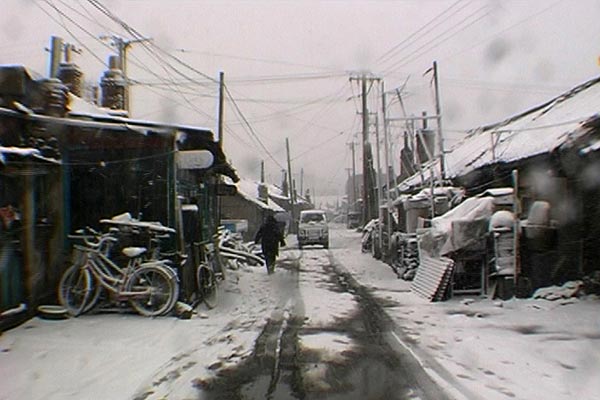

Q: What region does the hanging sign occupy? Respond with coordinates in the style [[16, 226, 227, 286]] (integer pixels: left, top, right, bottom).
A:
[[177, 150, 214, 169]]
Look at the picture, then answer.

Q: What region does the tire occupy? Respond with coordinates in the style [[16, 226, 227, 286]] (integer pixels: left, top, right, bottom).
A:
[[58, 264, 93, 317], [196, 264, 217, 309], [126, 265, 178, 317], [82, 274, 103, 314]]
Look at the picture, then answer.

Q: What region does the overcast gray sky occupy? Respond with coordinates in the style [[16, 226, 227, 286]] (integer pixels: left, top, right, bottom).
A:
[[2, 0, 600, 197]]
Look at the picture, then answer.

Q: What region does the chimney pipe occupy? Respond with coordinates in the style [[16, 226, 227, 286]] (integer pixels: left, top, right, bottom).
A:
[[100, 55, 126, 110]]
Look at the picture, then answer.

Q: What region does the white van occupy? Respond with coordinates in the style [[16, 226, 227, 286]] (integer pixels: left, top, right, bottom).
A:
[[297, 209, 329, 249]]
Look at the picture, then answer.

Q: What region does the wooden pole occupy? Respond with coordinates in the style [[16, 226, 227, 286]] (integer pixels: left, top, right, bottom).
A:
[[286, 138, 296, 233], [22, 168, 36, 307], [433, 61, 446, 180], [218, 71, 225, 148]]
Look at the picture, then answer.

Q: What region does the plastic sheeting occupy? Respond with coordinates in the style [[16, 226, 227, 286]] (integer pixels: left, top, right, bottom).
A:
[[419, 196, 496, 257]]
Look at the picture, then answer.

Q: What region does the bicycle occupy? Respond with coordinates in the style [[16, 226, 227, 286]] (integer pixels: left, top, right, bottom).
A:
[[58, 227, 179, 317], [194, 232, 227, 309]]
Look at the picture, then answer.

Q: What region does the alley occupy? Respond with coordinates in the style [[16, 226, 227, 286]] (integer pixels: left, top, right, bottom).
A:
[[198, 240, 449, 400], [0, 227, 449, 400]]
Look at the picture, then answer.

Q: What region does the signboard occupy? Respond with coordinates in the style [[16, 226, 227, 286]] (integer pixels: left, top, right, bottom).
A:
[[177, 150, 214, 169]]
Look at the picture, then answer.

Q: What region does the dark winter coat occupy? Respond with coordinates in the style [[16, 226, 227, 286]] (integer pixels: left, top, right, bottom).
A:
[[255, 217, 286, 256]]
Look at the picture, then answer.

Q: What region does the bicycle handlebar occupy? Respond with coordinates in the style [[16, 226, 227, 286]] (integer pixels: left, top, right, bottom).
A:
[[68, 227, 118, 249]]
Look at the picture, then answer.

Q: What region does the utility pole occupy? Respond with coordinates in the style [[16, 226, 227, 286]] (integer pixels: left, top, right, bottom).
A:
[[350, 74, 380, 225], [382, 83, 392, 255], [432, 61, 446, 180], [374, 113, 383, 252], [286, 138, 296, 233], [361, 77, 370, 225], [218, 71, 225, 149], [349, 141, 357, 211], [300, 168, 304, 197], [101, 35, 152, 113]]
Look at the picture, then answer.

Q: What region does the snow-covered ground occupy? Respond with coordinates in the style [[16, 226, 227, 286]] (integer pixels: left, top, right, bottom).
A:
[[331, 226, 600, 400], [0, 262, 293, 400], [1, 225, 599, 400]]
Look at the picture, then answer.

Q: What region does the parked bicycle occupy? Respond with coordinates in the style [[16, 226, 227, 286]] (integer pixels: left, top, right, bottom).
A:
[[58, 226, 179, 317], [195, 238, 224, 309]]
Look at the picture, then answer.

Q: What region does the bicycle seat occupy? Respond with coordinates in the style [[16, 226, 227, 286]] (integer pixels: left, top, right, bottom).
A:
[[122, 247, 147, 258]]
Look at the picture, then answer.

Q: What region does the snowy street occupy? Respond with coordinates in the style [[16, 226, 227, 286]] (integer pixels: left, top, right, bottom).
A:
[[1, 225, 599, 400]]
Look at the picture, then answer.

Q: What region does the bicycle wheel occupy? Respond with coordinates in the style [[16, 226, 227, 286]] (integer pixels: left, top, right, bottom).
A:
[[126, 265, 178, 317], [196, 264, 217, 309], [82, 271, 104, 314], [58, 264, 93, 317]]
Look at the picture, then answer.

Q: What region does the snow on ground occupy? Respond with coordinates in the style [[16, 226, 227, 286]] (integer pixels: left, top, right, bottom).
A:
[[331, 225, 600, 400], [1, 226, 599, 400], [0, 263, 295, 400]]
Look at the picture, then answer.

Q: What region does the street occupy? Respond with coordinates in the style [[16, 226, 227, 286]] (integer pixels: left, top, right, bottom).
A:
[[197, 241, 448, 400], [2, 225, 599, 400], [1, 226, 448, 400]]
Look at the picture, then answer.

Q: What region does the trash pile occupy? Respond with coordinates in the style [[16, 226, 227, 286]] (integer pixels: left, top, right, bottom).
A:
[[391, 233, 419, 281], [583, 271, 600, 295], [532, 273, 600, 301], [532, 280, 583, 300]]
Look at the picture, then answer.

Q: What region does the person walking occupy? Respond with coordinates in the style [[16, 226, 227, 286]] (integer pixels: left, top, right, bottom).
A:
[[254, 215, 286, 274]]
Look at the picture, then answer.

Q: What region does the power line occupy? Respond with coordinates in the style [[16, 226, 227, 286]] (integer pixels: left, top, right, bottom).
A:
[[37, 0, 109, 66], [224, 85, 285, 170], [441, 0, 565, 63], [86, 0, 217, 83], [381, 5, 491, 75], [173, 48, 346, 73], [377, 0, 468, 65]]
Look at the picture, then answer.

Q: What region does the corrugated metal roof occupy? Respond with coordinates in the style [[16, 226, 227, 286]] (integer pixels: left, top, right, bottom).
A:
[[411, 254, 454, 301]]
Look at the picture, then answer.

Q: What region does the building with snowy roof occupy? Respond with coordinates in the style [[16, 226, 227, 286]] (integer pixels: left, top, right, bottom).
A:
[[0, 63, 239, 312], [394, 74, 600, 296]]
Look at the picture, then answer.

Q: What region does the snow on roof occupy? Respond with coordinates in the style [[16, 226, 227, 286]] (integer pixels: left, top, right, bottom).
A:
[[395, 161, 442, 193], [262, 182, 311, 204], [0, 146, 40, 157], [446, 76, 600, 178], [394, 75, 600, 194], [68, 98, 213, 134], [235, 179, 284, 212], [0, 146, 60, 165], [67, 93, 111, 117]]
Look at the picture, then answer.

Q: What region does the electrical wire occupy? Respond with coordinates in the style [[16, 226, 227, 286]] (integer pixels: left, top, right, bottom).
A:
[[224, 85, 285, 170], [173, 48, 346, 73], [381, 5, 491, 75], [37, 0, 109, 66], [377, 0, 468, 65], [441, 0, 565, 63], [87, 0, 217, 83]]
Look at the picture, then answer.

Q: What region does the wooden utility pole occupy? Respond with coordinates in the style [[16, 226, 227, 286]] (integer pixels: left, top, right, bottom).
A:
[[218, 71, 225, 148], [432, 61, 446, 179], [286, 138, 296, 233], [373, 113, 383, 251], [382, 83, 392, 254], [361, 77, 370, 225], [350, 74, 380, 225], [102, 35, 152, 113], [350, 141, 357, 210]]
